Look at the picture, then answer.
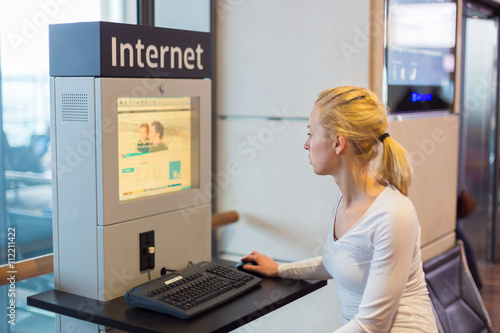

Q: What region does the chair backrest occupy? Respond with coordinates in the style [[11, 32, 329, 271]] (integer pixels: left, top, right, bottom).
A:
[[423, 240, 493, 333]]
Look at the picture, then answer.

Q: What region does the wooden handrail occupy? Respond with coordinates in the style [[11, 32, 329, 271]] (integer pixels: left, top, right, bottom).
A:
[[0, 254, 53, 286], [0, 211, 240, 286], [211, 210, 239, 229]]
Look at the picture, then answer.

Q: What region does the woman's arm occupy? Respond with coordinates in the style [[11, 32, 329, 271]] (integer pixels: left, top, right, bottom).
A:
[[278, 256, 332, 280], [241, 251, 332, 280]]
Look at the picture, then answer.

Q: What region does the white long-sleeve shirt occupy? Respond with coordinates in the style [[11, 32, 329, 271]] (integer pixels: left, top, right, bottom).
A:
[[278, 186, 438, 332]]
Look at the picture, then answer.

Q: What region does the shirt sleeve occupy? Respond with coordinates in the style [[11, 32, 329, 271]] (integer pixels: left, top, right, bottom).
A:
[[334, 203, 419, 332], [277, 256, 332, 280]]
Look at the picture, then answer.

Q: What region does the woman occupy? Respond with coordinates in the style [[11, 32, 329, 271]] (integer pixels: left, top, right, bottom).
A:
[[241, 86, 438, 332]]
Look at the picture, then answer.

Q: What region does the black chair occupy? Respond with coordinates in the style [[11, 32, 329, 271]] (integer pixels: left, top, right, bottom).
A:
[[423, 240, 493, 333]]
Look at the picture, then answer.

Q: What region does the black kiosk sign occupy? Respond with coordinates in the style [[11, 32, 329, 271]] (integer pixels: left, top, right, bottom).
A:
[[49, 21, 210, 78]]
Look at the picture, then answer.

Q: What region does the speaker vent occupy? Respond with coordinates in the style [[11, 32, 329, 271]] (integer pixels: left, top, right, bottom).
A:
[[61, 93, 89, 122]]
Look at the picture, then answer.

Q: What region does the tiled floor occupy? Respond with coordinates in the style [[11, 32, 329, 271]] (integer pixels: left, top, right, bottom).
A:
[[477, 261, 500, 332]]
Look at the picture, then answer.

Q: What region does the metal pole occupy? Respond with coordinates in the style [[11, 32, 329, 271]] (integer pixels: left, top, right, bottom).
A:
[[137, 0, 155, 26]]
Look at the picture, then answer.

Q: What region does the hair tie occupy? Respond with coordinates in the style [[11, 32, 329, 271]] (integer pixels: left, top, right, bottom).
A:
[[379, 133, 390, 143]]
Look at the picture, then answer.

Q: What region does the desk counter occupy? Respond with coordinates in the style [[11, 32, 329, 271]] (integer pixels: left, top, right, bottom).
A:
[[28, 261, 326, 333]]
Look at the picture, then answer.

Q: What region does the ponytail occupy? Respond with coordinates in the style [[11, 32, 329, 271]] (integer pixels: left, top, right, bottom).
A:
[[378, 135, 411, 196], [315, 86, 412, 196]]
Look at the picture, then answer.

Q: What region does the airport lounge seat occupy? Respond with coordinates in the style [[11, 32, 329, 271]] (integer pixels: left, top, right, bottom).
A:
[[423, 240, 493, 333]]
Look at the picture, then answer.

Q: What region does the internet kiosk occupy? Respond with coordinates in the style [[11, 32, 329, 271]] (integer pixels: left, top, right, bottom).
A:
[[48, 22, 212, 332]]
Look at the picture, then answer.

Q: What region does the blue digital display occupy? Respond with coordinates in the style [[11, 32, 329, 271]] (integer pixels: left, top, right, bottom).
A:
[[411, 92, 433, 103]]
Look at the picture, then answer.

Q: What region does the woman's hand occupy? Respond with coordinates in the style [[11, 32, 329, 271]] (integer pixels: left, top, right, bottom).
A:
[[240, 250, 279, 277]]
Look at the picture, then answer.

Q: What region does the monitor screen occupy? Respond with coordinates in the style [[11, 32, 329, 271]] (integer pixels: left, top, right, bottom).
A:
[[117, 96, 198, 202], [386, 0, 457, 113]]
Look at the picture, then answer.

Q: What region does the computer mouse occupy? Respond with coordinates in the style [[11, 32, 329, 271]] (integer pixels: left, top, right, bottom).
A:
[[236, 260, 258, 272]]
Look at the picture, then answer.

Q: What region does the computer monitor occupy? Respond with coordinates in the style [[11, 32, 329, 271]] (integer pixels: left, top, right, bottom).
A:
[[385, 0, 457, 113], [117, 96, 197, 202], [96, 78, 211, 226]]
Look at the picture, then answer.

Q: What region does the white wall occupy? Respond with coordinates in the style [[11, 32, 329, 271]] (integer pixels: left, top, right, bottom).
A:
[[216, 0, 370, 119], [215, 0, 370, 261]]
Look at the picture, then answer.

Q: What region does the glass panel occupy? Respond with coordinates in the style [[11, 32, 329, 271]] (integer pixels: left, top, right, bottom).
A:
[[460, 16, 499, 262], [0, 1, 132, 332], [0, 274, 54, 332], [101, 0, 137, 24], [155, 0, 211, 32], [2, 76, 53, 262], [0, 0, 102, 264]]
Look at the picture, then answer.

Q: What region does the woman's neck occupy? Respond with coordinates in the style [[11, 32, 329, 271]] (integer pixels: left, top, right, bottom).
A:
[[334, 165, 384, 208]]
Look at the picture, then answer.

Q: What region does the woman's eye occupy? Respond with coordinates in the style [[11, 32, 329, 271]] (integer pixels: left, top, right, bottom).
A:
[[307, 132, 311, 136]]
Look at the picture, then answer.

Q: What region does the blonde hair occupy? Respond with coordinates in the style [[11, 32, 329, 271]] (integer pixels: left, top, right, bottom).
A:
[[314, 86, 411, 196]]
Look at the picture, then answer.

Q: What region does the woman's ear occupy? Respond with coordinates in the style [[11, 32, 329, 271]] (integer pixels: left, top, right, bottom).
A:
[[333, 134, 346, 155]]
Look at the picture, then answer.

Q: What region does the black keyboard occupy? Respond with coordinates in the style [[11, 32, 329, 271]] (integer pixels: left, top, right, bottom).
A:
[[124, 261, 262, 319]]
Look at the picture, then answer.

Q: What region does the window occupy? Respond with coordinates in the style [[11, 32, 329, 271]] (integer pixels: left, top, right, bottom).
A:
[[0, 1, 135, 331]]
